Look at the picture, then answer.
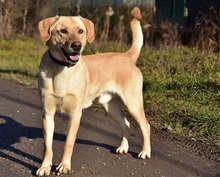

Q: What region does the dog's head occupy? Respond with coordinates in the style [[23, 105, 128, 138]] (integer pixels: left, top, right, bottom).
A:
[[38, 16, 95, 65]]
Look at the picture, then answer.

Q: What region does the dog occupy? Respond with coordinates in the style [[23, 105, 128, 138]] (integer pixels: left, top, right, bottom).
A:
[[36, 7, 151, 176]]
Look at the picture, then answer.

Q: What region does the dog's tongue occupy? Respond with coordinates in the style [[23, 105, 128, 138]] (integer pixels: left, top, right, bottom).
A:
[[69, 54, 79, 61]]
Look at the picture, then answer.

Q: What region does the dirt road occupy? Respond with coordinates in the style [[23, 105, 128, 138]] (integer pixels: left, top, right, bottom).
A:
[[0, 79, 219, 177]]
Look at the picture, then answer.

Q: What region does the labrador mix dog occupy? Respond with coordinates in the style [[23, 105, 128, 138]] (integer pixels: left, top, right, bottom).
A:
[[36, 7, 151, 176]]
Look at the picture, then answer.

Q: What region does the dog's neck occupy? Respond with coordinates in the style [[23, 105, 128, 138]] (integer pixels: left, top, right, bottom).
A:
[[48, 50, 76, 68]]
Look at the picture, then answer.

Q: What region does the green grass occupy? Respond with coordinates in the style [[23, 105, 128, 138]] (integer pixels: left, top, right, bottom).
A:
[[139, 47, 220, 143], [0, 36, 46, 87], [0, 37, 219, 144]]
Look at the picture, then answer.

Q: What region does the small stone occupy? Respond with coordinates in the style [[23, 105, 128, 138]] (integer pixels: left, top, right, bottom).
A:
[[95, 147, 100, 151]]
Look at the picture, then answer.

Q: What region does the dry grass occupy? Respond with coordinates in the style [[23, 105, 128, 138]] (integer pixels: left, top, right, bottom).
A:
[[192, 7, 220, 53]]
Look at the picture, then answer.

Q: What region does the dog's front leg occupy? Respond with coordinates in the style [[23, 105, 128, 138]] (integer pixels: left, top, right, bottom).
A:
[[56, 111, 82, 175], [36, 111, 55, 176]]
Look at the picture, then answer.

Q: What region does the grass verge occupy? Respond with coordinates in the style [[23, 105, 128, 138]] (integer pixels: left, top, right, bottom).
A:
[[139, 47, 220, 143], [0, 37, 219, 144], [0, 36, 46, 87]]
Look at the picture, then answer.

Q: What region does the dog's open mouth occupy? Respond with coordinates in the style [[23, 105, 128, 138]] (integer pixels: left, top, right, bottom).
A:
[[62, 48, 80, 63]]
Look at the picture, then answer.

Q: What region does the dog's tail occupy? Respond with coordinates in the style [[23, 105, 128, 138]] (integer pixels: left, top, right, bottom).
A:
[[126, 7, 143, 63]]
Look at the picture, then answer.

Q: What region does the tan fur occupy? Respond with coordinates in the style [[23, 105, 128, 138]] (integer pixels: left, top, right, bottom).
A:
[[36, 7, 151, 176]]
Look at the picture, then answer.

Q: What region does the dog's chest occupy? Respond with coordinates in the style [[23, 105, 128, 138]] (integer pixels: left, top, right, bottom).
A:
[[50, 67, 86, 98], [53, 75, 68, 96]]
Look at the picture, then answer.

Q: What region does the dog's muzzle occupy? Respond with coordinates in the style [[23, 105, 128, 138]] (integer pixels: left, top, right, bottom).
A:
[[49, 41, 82, 67], [62, 48, 80, 63], [62, 41, 82, 64]]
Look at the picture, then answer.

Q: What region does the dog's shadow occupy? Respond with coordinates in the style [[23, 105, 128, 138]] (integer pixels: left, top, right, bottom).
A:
[[0, 114, 131, 175], [0, 115, 43, 174]]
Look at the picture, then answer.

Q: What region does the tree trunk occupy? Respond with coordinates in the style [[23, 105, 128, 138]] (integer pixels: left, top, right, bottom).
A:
[[22, 8, 28, 36]]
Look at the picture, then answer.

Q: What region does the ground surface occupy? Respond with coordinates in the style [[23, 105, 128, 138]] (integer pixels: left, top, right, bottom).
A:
[[0, 79, 219, 177]]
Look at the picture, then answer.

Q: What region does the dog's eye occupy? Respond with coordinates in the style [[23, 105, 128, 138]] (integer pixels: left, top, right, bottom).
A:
[[60, 29, 68, 34], [78, 29, 83, 34]]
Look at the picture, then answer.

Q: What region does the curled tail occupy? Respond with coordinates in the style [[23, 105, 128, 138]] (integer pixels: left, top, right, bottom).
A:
[[127, 7, 143, 63]]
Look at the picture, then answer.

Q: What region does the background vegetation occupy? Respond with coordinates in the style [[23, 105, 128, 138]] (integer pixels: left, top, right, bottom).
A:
[[0, 0, 219, 145]]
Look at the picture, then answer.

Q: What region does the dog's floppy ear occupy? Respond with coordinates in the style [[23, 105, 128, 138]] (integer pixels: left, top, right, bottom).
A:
[[79, 16, 95, 43], [38, 16, 59, 41]]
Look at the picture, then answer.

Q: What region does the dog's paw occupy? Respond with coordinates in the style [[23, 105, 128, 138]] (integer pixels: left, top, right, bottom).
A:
[[138, 150, 151, 159], [116, 137, 129, 154], [56, 163, 71, 175], [116, 144, 129, 154], [36, 166, 51, 176]]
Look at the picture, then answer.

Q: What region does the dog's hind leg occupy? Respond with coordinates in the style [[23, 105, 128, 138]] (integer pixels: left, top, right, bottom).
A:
[[124, 92, 151, 159], [103, 97, 130, 154]]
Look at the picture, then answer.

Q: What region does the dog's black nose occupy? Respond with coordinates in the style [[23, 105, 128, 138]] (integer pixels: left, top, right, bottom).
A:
[[71, 41, 82, 52]]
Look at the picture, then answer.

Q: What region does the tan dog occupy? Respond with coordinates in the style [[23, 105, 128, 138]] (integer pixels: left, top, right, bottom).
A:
[[37, 7, 151, 176]]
